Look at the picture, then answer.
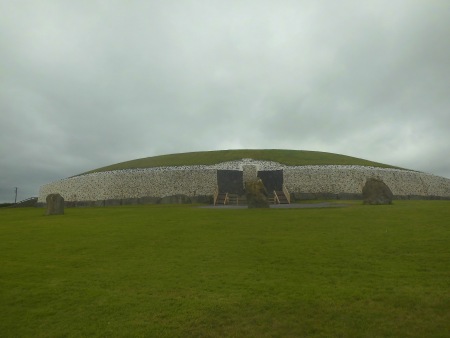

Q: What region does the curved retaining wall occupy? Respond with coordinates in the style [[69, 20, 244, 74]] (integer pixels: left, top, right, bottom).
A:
[[284, 166, 450, 199], [38, 161, 450, 205], [38, 168, 218, 205]]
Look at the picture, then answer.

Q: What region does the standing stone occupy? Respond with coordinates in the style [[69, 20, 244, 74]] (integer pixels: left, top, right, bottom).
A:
[[46, 193, 65, 215], [245, 179, 270, 208], [362, 178, 393, 205]]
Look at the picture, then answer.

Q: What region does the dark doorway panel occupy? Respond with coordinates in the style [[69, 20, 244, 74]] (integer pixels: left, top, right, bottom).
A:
[[257, 170, 283, 192], [217, 170, 244, 195]]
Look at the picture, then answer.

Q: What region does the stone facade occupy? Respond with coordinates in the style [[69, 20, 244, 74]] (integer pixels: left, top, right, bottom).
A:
[[38, 168, 217, 205], [38, 160, 450, 205], [283, 165, 450, 199], [242, 164, 258, 185]]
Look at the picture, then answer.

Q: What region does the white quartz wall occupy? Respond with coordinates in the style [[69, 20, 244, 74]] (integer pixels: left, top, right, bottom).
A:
[[242, 165, 258, 184], [284, 166, 450, 197], [38, 162, 450, 203], [38, 168, 217, 203]]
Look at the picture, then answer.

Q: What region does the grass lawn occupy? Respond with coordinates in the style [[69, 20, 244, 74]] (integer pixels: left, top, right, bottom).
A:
[[1, 201, 449, 337]]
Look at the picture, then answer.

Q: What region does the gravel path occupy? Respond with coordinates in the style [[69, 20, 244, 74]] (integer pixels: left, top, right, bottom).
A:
[[200, 202, 350, 209]]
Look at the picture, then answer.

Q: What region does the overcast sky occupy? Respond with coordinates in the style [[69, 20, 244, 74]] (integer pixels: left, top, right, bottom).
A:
[[1, 0, 449, 202]]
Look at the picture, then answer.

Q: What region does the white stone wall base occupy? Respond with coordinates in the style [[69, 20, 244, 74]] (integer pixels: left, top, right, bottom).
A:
[[38, 162, 450, 203]]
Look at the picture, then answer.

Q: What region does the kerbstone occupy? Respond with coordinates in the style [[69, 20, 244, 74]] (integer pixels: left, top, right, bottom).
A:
[[160, 194, 191, 204]]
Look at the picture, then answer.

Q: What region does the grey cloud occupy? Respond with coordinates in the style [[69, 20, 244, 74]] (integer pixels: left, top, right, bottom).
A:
[[1, 0, 449, 202]]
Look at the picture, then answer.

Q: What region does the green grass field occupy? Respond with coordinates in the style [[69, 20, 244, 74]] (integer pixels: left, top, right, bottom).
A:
[[1, 202, 449, 337], [82, 149, 402, 174]]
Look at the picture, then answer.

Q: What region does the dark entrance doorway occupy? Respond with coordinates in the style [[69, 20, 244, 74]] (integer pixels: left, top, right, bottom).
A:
[[217, 170, 244, 195], [257, 170, 283, 192]]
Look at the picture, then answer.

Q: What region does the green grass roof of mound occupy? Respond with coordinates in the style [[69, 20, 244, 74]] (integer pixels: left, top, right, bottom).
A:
[[82, 149, 403, 175]]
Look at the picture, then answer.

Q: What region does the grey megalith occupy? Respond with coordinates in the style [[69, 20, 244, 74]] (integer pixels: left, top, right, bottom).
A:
[[362, 178, 393, 205], [246, 179, 270, 208], [46, 193, 64, 215]]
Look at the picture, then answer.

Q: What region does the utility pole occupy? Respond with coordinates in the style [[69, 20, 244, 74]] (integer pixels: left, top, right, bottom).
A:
[[14, 187, 18, 204]]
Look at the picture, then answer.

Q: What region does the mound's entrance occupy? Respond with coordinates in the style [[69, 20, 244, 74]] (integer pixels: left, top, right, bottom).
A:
[[217, 169, 283, 194], [217, 170, 244, 195], [258, 170, 283, 192]]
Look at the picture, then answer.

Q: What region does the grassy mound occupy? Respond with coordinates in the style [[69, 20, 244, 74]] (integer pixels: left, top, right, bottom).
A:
[[83, 149, 402, 174]]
